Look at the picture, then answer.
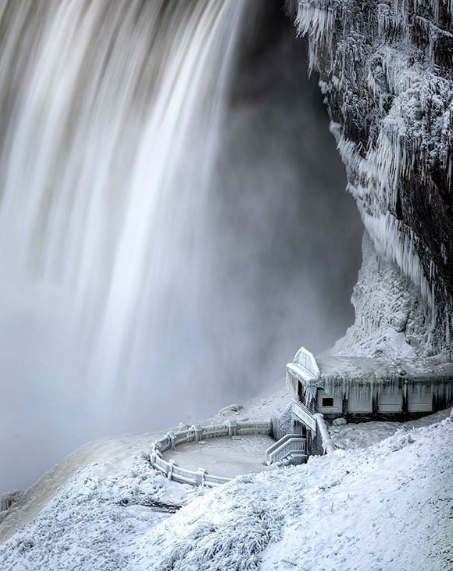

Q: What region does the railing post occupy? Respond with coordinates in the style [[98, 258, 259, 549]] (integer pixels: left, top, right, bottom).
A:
[[167, 431, 176, 450], [167, 460, 175, 480], [191, 424, 203, 442], [225, 420, 237, 437], [198, 468, 207, 486]]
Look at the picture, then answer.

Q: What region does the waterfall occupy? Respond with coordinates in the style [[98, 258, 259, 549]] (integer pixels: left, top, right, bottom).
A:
[[0, 0, 247, 403], [0, 0, 363, 494]]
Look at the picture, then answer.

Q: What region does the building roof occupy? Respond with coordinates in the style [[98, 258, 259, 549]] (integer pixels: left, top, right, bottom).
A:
[[287, 349, 453, 399], [318, 355, 453, 383]]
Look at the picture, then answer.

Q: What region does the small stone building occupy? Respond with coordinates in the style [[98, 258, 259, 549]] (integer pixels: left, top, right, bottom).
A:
[[287, 347, 453, 438]]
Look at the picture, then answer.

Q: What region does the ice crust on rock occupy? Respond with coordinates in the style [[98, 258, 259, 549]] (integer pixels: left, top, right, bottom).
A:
[[330, 232, 431, 358], [0, 491, 23, 514], [295, 0, 453, 353], [218, 404, 244, 416], [332, 417, 347, 426]]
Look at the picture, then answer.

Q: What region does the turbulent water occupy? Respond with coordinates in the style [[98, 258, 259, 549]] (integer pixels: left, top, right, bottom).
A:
[[0, 0, 362, 493]]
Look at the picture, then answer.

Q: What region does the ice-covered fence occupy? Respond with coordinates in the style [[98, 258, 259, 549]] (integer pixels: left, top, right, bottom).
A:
[[150, 420, 273, 487], [314, 413, 336, 454], [292, 399, 317, 432], [265, 434, 306, 465], [1, 491, 23, 513]]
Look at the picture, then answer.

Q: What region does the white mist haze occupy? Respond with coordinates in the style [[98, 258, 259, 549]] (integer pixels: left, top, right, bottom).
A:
[[0, 0, 362, 495]]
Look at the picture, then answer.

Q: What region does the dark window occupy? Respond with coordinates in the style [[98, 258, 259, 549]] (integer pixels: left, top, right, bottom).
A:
[[322, 397, 334, 407]]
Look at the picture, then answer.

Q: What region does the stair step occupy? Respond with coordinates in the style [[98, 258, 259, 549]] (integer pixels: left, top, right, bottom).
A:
[[276, 451, 308, 467]]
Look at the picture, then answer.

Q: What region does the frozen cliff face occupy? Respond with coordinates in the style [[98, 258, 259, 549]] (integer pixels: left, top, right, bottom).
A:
[[331, 232, 430, 358], [291, 0, 453, 353]]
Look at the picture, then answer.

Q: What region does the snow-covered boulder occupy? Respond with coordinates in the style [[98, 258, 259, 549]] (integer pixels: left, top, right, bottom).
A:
[[1, 491, 23, 513]]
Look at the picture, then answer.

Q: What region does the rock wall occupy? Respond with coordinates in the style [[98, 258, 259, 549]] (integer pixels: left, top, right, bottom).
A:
[[290, 0, 453, 353], [332, 231, 433, 357]]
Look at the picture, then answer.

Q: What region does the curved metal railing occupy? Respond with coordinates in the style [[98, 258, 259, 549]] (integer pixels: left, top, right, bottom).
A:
[[150, 420, 273, 487]]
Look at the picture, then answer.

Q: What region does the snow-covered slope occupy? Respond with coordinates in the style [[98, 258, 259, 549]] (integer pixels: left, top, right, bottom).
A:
[[0, 432, 161, 543], [0, 386, 290, 546], [0, 408, 451, 570]]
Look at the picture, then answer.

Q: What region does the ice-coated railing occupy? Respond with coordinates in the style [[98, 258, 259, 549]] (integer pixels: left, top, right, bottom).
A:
[[150, 420, 273, 487], [265, 433, 306, 465], [292, 399, 317, 433], [314, 413, 336, 454]]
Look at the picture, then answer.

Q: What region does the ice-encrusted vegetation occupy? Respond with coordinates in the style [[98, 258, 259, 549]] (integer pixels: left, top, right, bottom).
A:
[[294, 0, 453, 353]]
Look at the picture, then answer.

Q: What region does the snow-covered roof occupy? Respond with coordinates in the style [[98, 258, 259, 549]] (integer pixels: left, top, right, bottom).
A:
[[318, 355, 453, 384], [289, 353, 453, 399], [286, 362, 318, 384]]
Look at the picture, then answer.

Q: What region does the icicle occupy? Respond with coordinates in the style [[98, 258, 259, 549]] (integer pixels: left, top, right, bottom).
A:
[[297, 0, 453, 351]]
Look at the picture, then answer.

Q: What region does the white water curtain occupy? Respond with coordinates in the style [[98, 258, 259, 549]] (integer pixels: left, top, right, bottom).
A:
[[0, 0, 246, 403]]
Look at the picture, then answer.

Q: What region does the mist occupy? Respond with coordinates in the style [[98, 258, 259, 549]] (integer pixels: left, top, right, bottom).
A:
[[0, 0, 362, 496]]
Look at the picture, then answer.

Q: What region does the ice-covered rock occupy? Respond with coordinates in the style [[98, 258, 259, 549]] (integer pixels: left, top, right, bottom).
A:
[[1, 491, 23, 513], [294, 0, 453, 354], [330, 233, 431, 357], [218, 404, 244, 416]]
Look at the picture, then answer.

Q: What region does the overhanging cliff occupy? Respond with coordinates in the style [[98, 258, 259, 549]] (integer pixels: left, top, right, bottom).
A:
[[290, 0, 453, 353]]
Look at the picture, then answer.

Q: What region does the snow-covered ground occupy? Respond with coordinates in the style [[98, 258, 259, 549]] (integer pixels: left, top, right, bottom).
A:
[[0, 398, 451, 570], [328, 408, 450, 450], [0, 385, 289, 545], [261, 412, 453, 571], [0, 432, 162, 543]]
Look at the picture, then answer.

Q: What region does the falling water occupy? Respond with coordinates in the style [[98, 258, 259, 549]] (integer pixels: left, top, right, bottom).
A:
[[0, 0, 363, 493], [0, 0, 246, 393]]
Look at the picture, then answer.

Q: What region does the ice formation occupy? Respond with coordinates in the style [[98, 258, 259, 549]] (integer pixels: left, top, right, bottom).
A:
[[331, 232, 432, 356], [293, 0, 453, 354]]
